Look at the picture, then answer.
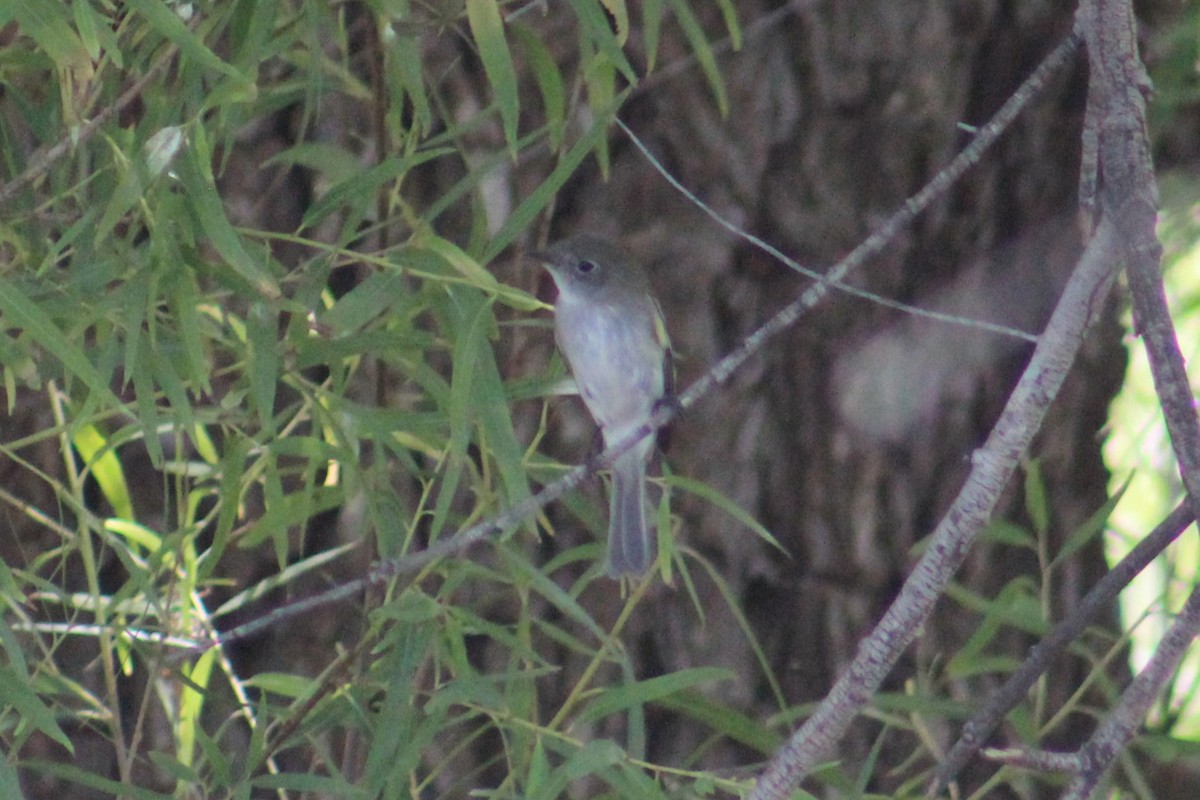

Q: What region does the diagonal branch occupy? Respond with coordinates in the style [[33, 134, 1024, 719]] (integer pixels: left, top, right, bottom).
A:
[[931, 501, 1193, 794], [747, 211, 1121, 800]]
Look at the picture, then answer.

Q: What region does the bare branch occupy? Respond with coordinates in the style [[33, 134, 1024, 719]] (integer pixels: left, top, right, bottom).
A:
[[1063, 581, 1200, 798], [931, 502, 1193, 794], [748, 210, 1122, 800]]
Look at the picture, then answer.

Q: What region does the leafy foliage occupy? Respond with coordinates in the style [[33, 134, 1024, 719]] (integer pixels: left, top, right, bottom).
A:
[[0, 1, 766, 797], [0, 1, 1193, 799]]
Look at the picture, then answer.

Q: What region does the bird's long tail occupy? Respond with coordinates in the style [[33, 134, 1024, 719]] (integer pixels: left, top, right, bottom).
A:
[[607, 450, 654, 577]]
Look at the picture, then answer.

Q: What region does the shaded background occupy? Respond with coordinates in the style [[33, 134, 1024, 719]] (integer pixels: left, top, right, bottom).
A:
[[4, 0, 1200, 797]]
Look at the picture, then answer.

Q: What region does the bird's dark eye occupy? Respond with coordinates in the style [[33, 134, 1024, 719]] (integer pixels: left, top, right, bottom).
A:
[[576, 259, 597, 274]]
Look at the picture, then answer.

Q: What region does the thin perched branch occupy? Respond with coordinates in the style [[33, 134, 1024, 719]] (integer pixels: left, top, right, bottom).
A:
[[931, 502, 1193, 794], [748, 211, 1121, 800]]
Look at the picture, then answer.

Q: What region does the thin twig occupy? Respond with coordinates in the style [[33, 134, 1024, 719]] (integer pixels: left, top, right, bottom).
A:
[[617, 119, 1038, 343]]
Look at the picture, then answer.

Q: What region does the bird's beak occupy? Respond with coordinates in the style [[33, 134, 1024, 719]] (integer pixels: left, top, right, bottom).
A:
[[529, 248, 567, 272]]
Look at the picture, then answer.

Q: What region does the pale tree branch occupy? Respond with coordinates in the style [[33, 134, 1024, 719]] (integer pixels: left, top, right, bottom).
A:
[[940, 1, 1192, 795], [931, 502, 1192, 794], [748, 210, 1121, 800]]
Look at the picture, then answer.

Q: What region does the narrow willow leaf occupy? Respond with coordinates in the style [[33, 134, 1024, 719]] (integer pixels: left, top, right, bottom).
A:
[[143, 126, 185, 177], [71, 0, 103, 60], [665, 0, 729, 115], [466, 0, 520, 154], [668, 474, 784, 553], [298, 148, 452, 231], [0, 276, 122, 409], [236, 487, 347, 550], [180, 141, 280, 298], [513, 24, 566, 150], [21, 760, 172, 799], [0, 666, 73, 752], [597, 0, 629, 44], [654, 690, 782, 755], [0, 757, 20, 800], [72, 424, 135, 520], [577, 667, 734, 724], [418, 235, 501, 293], [484, 91, 628, 262], [388, 28, 432, 132], [641, 0, 664, 71], [1023, 458, 1050, 537], [12, 2, 90, 68], [583, 52, 616, 178], [714, 0, 741, 49], [1051, 474, 1130, 568], [228, 0, 279, 71], [431, 289, 492, 540], [123, 0, 249, 83], [105, 518, 163, 554], [567, 0, 637, 83], [246, 301, 280, 432], [177, 647, 216, 767]]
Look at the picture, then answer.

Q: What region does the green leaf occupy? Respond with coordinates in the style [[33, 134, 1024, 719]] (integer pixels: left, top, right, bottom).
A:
[[430, 288, 492, 541], [714, 0, 742, 49], [669, 473, 785, 554], [656, 690, 782, 755], [1051, 474, 1130, 568], [0, 755, 22, 800], [466, 0, 520, 154], [1023, 458, 1049, 537], [388, 28, 432, 133], [264, 142, 364, 184], [22, 760, 173, 799], [12, 1, 90, 68], [245, 301, 280, 431], [237, 486, 347, 550], [181, 127, 281, 299], [0, 665, 73, 752], [513, 24, 566, 150], [665, 0, 729, 115], [980, 520, 1036, 549], [582, 50, 616, 178], [527, 740, 625, 800], [72, 423, 135, 520], [123, 0, 250, 84], [578, 667, 734, 724], [215, 541, 360, 619], [484, 92, 627, 262], [298, 148, 453, 231], [597, 0, 630, 44], [177, 647, 217, 767], [568, 0, 638, 84], [641, 0, 665, 71], [252, 773, 365, 796], [0, 276, 123, 410]]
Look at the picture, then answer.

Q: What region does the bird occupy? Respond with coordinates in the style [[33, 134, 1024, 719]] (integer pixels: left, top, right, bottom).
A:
[[534, 235, 671, 577]]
